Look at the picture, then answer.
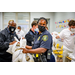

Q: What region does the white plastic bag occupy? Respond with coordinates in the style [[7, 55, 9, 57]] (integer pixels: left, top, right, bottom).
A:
[[6, 45, 13, 54], [20, 37, 26, 48], [6, 42, 18, 54], [12, 50, 22, 62], [14, 37, 19, 42], [13, 50, 34, 62], [68, 53, 75, 61], [12, 37, 34, 62]]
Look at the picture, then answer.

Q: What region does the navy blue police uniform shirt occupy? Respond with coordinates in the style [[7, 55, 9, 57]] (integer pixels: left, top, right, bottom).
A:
[[32, 29, 53, 57], [25, 29, 38, 46]]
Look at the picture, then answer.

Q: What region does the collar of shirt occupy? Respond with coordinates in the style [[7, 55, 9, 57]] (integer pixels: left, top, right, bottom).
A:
[[38, 29, 46, 36], [30, 29, 36, 34]]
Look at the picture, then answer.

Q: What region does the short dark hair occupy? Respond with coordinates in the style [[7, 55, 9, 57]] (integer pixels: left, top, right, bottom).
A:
[[31, 21, 38, 27], [18, 26, 21, 29], [37, 17, 48, 24], [68, 20, 75, 26]]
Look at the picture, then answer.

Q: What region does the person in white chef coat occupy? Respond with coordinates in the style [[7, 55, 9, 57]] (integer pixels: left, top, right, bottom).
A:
[[56, 20, 75, 62], [16, 26, 25, 39]]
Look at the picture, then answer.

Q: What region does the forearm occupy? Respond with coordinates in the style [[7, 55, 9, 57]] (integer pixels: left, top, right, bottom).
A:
[[27, 48, 47, 54], [26, 45, 32, 49]]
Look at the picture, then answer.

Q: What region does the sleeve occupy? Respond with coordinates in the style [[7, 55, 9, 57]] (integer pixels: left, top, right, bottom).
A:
[[40, 34, 52, 50], [25, 32, 34, 42], [25, 32, 29, 40], [58, 29, 65, 39], [0, 32, 10, 50]]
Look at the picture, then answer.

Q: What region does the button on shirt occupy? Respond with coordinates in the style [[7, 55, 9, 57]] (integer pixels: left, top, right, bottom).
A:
[[32, 30, 53, 55]]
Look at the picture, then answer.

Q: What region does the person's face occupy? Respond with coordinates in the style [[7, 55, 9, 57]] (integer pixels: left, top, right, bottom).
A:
[[35, 25, 38, 29], [69, 25, 75, 33], [8, 22, 16, 33], [8, 22, 16, 28], [38, 19, 47, 28], [17, 27, 21, 31], [33, 25, 38, 30], [69, 25, 75, 31]]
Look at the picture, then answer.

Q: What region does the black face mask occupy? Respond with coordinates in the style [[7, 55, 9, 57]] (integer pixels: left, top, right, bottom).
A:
[[9, 26, 16, 32], [38, 25, 46, 32]]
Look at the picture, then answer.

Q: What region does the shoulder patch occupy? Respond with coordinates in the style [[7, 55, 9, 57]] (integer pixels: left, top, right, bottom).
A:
[[42, 35, 48, 41]]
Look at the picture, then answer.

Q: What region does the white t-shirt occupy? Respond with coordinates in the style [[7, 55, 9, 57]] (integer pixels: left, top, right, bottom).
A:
[[16, 30, 25, 39], [59, 28, 75, 52]]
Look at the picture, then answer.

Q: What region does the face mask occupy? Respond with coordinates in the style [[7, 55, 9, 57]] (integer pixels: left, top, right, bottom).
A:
[[9, 26, 16, 32], [70, 28, 75, 33], [17, 29, 20, 32], [38, 25, 46, 32], [34, 28, 39, 32]]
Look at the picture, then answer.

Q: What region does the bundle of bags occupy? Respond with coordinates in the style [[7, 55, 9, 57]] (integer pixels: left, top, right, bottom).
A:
[[6, 37, 34, 62]]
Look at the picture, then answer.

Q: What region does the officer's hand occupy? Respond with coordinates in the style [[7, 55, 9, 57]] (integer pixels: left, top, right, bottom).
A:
[[9, 41, 16, 45], [20, 48, 28, 53]]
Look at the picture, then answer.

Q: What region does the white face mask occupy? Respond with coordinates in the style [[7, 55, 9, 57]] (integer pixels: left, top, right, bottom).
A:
[[70, 28, 75, 33], [34, 28, 39, 32], [17, 29, 20, 32]]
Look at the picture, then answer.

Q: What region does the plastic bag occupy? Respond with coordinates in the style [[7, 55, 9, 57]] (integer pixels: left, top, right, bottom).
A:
[[12, 37, 34, 62], [6, 42, 18, 54], [68, 53, 75, 60], [12, 51, 34, 62], [6, 45, 13, 54]]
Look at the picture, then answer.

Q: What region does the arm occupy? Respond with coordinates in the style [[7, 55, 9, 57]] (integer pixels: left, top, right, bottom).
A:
[[0, 33, 16, 50], [21, 48, 47, 54], [0, 33, 10, 50], [56, 35, 60, 39], [26, 45, 32, 49], [56, 29, 64, 39]]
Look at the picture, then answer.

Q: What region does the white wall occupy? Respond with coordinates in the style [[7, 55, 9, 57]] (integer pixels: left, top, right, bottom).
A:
[[53, 12, 75, 32], [30, 12, 54, 33]]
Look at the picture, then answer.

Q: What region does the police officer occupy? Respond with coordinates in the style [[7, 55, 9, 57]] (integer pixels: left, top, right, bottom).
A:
[[21, 17, 53, 62], [25, 20, 38, 46], [0, 20, 19, 62]]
